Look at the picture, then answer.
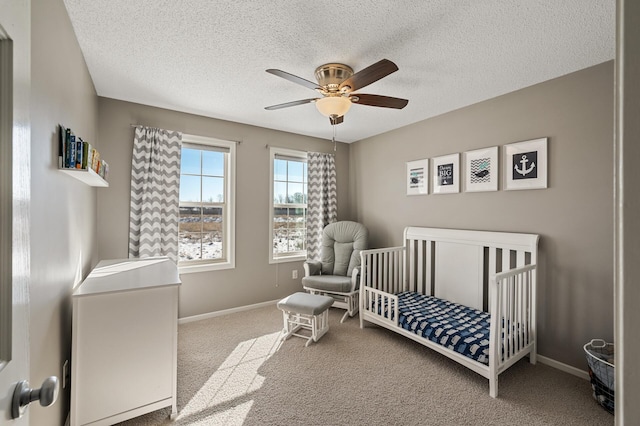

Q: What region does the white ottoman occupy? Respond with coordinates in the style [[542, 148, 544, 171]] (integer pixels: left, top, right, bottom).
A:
[[277, 292, 334, 346]]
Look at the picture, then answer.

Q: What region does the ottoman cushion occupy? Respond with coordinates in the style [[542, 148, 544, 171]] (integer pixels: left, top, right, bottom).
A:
[[277, 292, 334, 316]]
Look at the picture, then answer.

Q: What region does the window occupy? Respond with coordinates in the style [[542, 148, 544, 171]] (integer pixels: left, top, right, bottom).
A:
[[178, 135, 235, 272], [269, 147, 308, 263]]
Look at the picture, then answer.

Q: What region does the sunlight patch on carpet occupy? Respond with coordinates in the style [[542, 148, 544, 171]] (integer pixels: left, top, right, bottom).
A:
[[177, 331, 281, 423]]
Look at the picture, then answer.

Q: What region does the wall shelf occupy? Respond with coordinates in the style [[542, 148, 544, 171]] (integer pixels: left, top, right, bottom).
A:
[[59, 167, 109, 187]]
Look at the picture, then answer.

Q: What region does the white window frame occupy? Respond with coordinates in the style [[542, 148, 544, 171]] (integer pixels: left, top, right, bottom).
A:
[[178, 134, 236, 274], [269, 147, 308, 264]]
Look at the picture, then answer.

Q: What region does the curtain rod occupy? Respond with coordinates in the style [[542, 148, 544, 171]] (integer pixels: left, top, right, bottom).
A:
[[130, 124, 242, 144], [264, 144, 334, 155]]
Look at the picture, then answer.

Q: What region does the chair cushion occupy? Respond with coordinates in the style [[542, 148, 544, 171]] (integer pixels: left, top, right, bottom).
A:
[[320, 221, 368, 276], [277, 292, 334, 315], [302, 275, 353, 293]]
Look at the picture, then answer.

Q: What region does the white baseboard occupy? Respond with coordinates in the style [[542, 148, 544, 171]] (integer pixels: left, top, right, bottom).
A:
[[537, 355, 590, 381], [178, 299, 279, 324]]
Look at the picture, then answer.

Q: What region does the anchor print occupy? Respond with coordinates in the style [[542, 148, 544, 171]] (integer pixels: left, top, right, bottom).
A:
[[512, 151, 538, 180]]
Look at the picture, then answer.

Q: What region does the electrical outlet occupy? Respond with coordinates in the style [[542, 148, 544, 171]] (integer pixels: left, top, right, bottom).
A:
[[62, 360, 69, 389], [292, 270, 298, 279]]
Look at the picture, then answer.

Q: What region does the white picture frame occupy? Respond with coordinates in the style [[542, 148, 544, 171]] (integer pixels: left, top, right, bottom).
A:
[[504, 138, 548, 190], [464, 146, 498, 192], [432, 153, 460, 194], [406, 159, 429, 195]]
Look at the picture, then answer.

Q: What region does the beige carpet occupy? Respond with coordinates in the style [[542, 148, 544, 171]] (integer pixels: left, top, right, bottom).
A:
[[116, 305, 613, 426]]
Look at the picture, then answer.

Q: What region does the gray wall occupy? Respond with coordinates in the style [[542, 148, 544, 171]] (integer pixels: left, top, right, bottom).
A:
[[96, 98, 352, 318], [30, 0, 99, 424], [350, 61, 614, 369]]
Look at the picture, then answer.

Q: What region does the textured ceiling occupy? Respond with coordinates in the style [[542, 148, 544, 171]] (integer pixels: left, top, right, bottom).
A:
[[63, 1, 615, 143]]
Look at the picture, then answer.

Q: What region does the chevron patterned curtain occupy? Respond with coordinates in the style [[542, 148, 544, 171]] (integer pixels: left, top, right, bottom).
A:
[[306, 152, 337, 260], [128, 126, 182, 263]]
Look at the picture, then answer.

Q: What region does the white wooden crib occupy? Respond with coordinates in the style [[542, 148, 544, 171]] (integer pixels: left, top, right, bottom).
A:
[[359, 227, 539, 397]]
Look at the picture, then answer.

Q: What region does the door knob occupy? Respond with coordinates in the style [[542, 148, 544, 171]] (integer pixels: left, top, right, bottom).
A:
[[11, 376, 60, 419]]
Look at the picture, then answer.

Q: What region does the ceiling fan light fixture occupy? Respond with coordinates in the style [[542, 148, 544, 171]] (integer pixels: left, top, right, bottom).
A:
[[315, 96, 351, 117]]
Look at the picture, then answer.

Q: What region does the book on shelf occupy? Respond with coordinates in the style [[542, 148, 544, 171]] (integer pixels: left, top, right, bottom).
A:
[[64, 128, 74, 169], [76, 137, 83, 169], [58, 125, 109, 182], [82, 142, 92, 170], [58, 124, 65, 168]]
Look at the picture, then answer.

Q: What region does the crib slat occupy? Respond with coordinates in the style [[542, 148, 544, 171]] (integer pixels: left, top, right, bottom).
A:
[[516, 273, 521, 352], [502, 249, 510, 348], [408, 239, 415, 292], [417, 240, 424, 294], [425, 241, 432, 296], [384, 251, 388, 293], [366, 253, 372, 289], [506, 275, 512, 358], [387, 251, 393, 294], [373, 254, 379, 291], [525, 270, 529, 346], [393, 250, 402, 293], [390, 250, 395, 293], [515, 250, 525, 350], [396, 249, 401, 293]]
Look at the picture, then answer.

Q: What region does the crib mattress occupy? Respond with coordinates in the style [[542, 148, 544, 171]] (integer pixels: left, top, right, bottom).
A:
[[392, 291, 491, 365]]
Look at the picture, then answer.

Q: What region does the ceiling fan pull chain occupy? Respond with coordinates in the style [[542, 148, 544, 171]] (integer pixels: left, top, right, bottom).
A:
[[333, 123, 337, 151]]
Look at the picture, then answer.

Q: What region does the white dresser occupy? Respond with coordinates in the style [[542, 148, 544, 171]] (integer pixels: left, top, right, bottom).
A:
[[70, 258, 181, 426]]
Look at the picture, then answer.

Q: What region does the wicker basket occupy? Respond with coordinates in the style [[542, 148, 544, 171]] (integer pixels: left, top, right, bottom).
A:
[[583, 339, 614, 414]]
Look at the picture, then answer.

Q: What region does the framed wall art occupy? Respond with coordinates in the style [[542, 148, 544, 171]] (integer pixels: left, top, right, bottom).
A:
[[406, 159, 429, 195], [432, 153, 459, 194], [504, 137, 548, 190], [464, 146, 498, 192]]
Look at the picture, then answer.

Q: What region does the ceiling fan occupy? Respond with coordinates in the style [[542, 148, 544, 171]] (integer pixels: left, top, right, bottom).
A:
[[264, 59, 408, 125]]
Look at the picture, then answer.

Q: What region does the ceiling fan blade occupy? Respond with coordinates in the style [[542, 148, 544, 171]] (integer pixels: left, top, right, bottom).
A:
[[338, 59, 399, 92], [266, 69, 321, 91], [351, 94, 408, 109], [329, 115, 344, 125], [264, 98, 318, 110]]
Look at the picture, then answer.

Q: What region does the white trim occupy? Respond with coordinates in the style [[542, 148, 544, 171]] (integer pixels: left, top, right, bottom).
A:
[[182, 133, 239, 147], [178, 260, 234, 274], [537, 355, 589, 381], [269, 146, 308, 264], [269, 254, 306, 265], [178, 134, 236, 270], [179, 299, 279, 324]]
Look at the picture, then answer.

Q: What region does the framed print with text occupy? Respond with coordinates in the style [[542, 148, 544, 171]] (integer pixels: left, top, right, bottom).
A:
[[406, 159, 428, 195], [464, 146, 498, 192], [432, 153, 459, 194], [504, 138, 548, 190]]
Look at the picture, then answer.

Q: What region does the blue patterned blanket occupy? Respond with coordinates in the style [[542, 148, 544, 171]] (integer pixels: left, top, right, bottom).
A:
[[378, 291, 492, 365]]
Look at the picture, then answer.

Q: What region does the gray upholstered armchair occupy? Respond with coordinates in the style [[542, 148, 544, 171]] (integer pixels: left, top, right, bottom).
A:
[[302, 221, 369, 323]]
